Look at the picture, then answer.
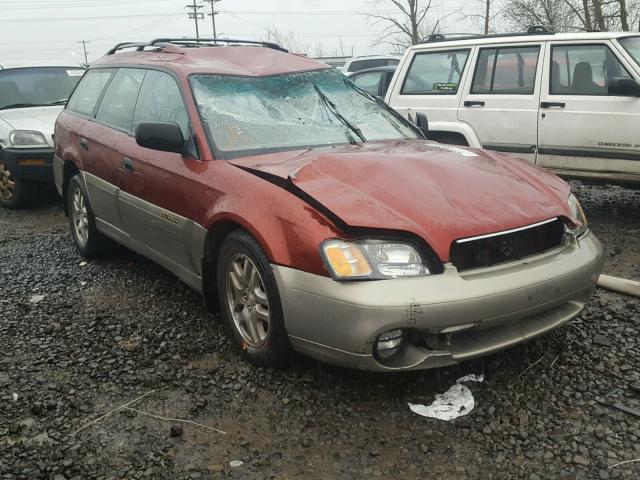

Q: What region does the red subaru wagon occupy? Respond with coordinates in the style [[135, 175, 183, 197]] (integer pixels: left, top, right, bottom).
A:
[[54, 38, 604, 371]]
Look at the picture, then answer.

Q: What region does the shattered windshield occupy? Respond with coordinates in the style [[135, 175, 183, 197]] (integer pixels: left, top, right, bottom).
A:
[[619, 36, 640, 67], [0, 67, 84, 110], [190, 69, 418, 158]]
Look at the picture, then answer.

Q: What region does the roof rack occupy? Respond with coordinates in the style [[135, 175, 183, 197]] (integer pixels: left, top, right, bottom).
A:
[[107, 38, 288, 55], [422, 25, 555, 44]]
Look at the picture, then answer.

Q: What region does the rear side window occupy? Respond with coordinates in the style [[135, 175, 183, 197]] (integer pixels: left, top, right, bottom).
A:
[[352, 71, 384, 96], [95, 68, 146, 131], [347, 58, 394, 72], [550, 44, 633, 95], [67, 70, 113, 116], [471, 46, 540, 94], [401, 49, 470, 95], [133, 70, 190, 136]]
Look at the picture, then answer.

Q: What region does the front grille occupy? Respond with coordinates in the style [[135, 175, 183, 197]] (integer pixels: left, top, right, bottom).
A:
[[450, 218, 565, 271]]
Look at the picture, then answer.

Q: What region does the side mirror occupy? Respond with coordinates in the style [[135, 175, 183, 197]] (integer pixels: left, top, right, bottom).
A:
[[416, 112, 430, 139], [608, 77, 640, 97], [135, 122, 186, 153]]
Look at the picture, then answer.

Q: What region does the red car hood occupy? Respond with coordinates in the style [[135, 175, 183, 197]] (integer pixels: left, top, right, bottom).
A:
[[228, 140, 572, 261]]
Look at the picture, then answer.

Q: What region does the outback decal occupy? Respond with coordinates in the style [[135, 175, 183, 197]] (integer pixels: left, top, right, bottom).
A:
[[160, 210, 180, 225]]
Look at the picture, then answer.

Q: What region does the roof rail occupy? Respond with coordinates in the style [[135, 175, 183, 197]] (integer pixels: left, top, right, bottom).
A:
[[107, 38, 289, 55], [422, 26, 555, 44]]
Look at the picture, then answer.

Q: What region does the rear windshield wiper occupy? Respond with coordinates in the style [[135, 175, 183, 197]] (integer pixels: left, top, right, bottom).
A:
[[313, 84, 367, 144], [342, 78, 426, 140]]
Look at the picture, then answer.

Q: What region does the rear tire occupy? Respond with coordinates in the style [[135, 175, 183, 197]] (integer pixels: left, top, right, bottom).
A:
[[66, 174, 112, 259], [217, 230, 292, 367], [0, 163, 34, 209]]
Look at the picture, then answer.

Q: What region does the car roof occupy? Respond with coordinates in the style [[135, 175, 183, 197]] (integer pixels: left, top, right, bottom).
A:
[[93, 41, 331, 77], [347, 65, 397, 77], [410, 31, 640, 51], [347, 54, 401, 60]]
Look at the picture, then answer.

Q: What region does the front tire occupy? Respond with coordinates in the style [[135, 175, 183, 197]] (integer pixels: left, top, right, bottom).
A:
[[66, 174, 112, 258], [0, 162, 34, 209], [217, 230, 292, 367]]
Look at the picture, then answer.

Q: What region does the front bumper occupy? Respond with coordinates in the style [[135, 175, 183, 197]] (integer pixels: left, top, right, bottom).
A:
[[273, 232, 604, 371], [0, 147, 55, 183]]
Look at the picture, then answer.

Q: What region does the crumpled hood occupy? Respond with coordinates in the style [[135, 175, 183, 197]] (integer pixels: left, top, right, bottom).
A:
[[229, 140, 573, 261], [0, 106, 62, 147]]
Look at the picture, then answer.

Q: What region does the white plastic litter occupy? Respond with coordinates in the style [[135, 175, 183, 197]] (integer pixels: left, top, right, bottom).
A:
[[29, 294, 46, 304], [229, 460, 244, 468], [409, 373, 484, 421], [79, 261, 88, 266], [12, 393, 18, 401]]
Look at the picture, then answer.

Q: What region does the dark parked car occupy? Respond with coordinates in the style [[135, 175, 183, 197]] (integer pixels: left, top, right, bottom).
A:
[[54, 38, 603, 371], [347, 65, 397, 100]]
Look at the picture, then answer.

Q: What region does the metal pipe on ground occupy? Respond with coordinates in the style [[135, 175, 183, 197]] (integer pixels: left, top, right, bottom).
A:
[[597, 274, 640, 299]]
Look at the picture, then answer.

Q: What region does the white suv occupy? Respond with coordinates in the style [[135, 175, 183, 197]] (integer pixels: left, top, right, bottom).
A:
[[386, 30, 640, 184]]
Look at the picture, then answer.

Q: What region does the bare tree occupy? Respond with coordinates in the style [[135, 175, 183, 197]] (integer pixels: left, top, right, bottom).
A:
[[503, 0, 640, 31], [365, 0, 447, 50], [461, 0, 505, 34], [260, 26, 309, 53]]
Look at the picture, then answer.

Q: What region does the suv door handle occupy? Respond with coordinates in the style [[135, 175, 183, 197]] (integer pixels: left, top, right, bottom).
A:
[[464, 100, 485, 107], [79, 138, 89, 150], [121, 157, 134, 173], [540, 102, 565, 109]]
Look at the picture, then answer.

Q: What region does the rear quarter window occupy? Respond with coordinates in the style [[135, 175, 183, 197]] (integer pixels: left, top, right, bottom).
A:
[[67, 69, 113, 116], [400, 49, 470, 95]]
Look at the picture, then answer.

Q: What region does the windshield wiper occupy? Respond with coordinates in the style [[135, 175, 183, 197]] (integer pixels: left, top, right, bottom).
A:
[[0, 103, 44, 110], [313, 84, 367, 144], [342, 78, 426, 140], [46, 99, 68, 106]]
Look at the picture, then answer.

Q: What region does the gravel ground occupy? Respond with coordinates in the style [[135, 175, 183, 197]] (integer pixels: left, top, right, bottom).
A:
[[0, 183, 639, 480]]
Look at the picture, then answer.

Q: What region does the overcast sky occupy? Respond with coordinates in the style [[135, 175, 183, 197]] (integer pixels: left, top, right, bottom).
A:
[[0, 0, 476, 65]]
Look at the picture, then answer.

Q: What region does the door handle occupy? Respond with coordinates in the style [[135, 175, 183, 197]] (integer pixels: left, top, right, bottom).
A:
[[540, 102, 565, 109], [79, 138, 89, 150], [121, 157, 134, 173], [464, 100, 485, 107]]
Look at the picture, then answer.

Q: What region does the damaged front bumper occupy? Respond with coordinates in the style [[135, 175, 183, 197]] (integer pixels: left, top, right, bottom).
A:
[[273, 232, 604, 371]]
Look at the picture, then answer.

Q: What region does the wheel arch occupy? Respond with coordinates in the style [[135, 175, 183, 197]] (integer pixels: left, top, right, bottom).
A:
[[201, 214, 274, 314], [61, 161, 80, 216]]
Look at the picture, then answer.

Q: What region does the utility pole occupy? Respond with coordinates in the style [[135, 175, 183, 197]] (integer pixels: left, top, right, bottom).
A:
[[483, 0, 490, 35], [77, 40, 90, 65], [185, 1, 204, 39], [204, 0, 221, 39]]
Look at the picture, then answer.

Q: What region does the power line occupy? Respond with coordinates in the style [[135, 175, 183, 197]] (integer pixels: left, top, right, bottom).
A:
[[1, 12, 182, 21]]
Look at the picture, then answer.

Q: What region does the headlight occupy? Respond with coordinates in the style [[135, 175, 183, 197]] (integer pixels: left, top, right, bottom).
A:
[[321, 239, 430, 280], [9, 130, 48, 148], [567, 193, 588, 237]]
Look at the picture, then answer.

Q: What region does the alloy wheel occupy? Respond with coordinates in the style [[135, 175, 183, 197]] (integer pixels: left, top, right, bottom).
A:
[[71, 187, 89, 246], [226, 253, 271, 348], [0, 163, 15, 201]]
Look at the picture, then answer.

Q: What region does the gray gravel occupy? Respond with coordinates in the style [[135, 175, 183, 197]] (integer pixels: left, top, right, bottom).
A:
[[0, 184, 639, 479]]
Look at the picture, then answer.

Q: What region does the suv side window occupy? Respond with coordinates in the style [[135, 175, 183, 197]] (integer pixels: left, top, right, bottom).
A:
[[67, 69, 113, 116], [132, 70, 190, 137], [401, 49, 470, 95], [471, 46, 540, 94], [95, 68, 146, 131], [550, 44, 633, 95]]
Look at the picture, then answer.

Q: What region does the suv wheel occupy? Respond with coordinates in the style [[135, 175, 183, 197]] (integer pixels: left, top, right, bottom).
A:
[[67, 174, 112, 258], [217, 230, 292, 366], [0, 162, 33, 209]]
